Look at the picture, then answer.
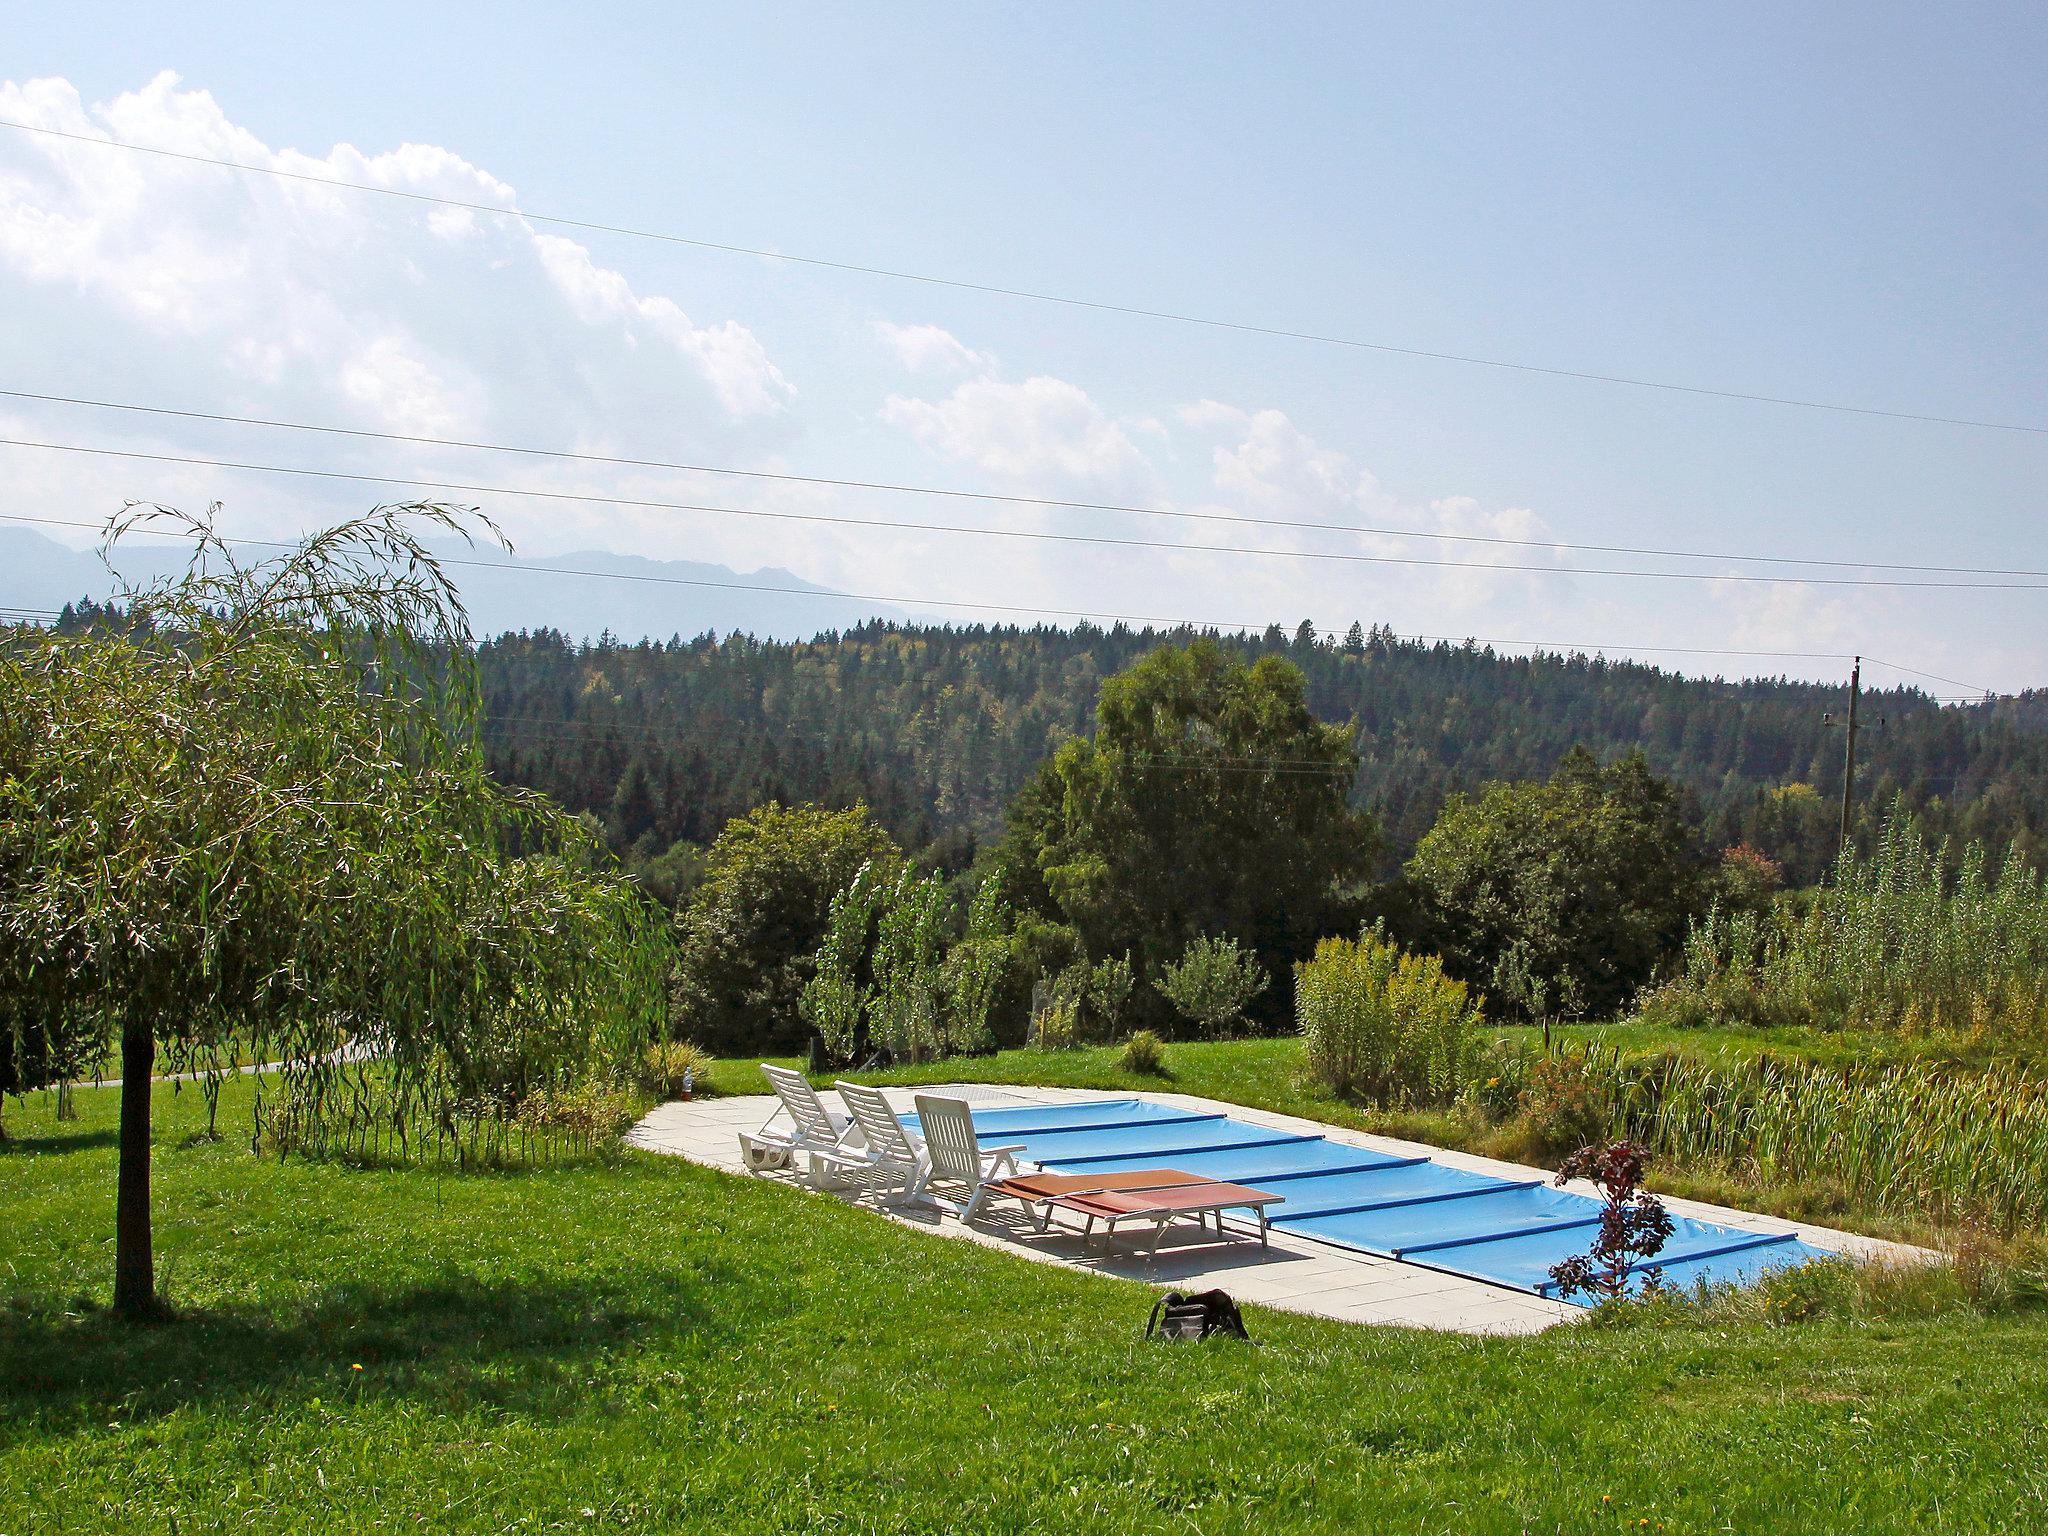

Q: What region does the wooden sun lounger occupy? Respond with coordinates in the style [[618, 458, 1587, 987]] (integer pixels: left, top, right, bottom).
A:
[[1048, 1180, 1285, 1255], [985, 1168, 1211, 1230]]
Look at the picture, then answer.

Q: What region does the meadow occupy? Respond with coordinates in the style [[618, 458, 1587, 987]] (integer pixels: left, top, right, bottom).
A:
[[7, 1070, 2044, 1533]]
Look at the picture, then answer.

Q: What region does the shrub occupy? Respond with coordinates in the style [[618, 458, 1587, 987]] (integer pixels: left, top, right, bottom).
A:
[[1521, 1050, 1615, 1157], [642, 1040, 714, 1100], [1405, 747, 1709, 1021], [943, 875, 1013, 1056], [1296, 931, 1481, 1104], [1120, 1029, 1168, 1075], [1087, 953, 1137, 1041], [1155, 935, 1268, 1038], [514, 1080, 643, 1146], [671, 803, 902, 1056], [1033, 997, 1080, 1049], [1546, 1140, 1674, 1303], [1755, 1258, 1856, 1324]]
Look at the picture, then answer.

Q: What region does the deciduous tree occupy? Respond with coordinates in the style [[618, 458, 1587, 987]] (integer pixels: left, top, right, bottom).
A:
[[671, 802, 900, 1053], [1003, 640, 1375, 1021], [1405, 747, 1709, 1019]]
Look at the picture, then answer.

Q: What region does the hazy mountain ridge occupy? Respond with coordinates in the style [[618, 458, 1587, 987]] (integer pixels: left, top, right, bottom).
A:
[[0, 527, 907, 642]]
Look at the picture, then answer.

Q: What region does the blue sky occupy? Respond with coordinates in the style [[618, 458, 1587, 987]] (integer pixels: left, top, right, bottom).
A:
[[2, 4, 2042, 690]]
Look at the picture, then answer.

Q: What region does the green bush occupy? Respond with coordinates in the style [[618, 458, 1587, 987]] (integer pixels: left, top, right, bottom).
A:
[[1520, 1050, 1615, 1157], [641, 1040, 715, 1100], [514, 1081, 643, 1146], [1120, 1029, 1168, 1075], [1755, 1258, 1856, 1324], [1296, 930, 1480, 1103], [1465, 1038, 1533, 1122], [1086, 953, 1137, 1041], [1404, 747, 1709, 1021], [670, 803, 902, 1056], [1155, 935, 1268, 1039]]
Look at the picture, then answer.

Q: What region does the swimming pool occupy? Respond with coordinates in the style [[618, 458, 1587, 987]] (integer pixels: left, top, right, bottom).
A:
[[907, 1096, 1833, 1305]]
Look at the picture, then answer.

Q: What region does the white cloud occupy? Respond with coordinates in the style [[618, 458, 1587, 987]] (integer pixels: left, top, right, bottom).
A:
[[1195, 404, 1385, 519], [1706, 578, 1861, 658], [882, 374, 1152, 485], [0, 71, 792, 456], [1172, 400, 1571, 617], [871, 320, 991, 376]]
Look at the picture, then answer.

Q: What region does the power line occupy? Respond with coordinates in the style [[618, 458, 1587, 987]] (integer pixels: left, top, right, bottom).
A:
[[8, 433, 2048, 593], [5, 510, 1996, 694], [1859, 655, 1996, 697], [6, 385, 2047, 581], [2, 117, 2040, 439]]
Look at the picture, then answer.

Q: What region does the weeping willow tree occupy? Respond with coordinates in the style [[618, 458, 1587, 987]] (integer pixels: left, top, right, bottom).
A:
[[0, 503, 669, 1320]]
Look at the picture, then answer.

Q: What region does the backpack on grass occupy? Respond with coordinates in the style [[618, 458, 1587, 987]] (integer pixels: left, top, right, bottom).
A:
[[1145, 1288, 1249, 1342]]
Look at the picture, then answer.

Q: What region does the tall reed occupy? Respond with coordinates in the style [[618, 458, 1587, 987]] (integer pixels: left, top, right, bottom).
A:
[[1604, 1052, 2048, 1234]]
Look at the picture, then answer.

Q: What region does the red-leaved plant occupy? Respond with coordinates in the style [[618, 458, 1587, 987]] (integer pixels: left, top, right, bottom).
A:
[[1547, 1139, 1675, 1302]]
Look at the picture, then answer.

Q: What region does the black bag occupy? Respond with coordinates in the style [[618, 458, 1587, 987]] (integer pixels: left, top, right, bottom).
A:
[[1145, 1288, 1249, 1342]]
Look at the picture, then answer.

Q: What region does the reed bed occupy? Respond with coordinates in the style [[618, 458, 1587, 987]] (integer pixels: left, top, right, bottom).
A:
[[1604, 1051, 2048, 1233]]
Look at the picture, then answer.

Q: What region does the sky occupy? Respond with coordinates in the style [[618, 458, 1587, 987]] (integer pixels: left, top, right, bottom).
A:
[[1, 4, 2043, 693]]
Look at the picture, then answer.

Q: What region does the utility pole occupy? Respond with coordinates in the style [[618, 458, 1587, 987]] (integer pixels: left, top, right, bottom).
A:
[[1838, 655, 1861, 848]]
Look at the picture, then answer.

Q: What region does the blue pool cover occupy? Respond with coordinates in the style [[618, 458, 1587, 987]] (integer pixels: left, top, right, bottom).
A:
[[904, 1097, 1832, 1305]]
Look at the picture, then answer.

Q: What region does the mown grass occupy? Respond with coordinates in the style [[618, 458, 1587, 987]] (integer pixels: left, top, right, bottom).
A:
[[7, 1073, 2043, 1532]]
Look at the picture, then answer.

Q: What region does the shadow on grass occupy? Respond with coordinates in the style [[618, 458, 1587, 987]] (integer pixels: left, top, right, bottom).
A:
[[0, 1128, 119, 1156], [0, 1266, 751, 1425]]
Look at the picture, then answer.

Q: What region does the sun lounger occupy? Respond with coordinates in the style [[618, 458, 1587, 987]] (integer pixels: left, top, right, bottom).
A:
[[908, 1095, 1028, 1220], [984, 1168, 1213, 1230], [738, 1063, 855, 1174], [828, 1080, 930, 1203], [1048, 1180, 1284, 1255]]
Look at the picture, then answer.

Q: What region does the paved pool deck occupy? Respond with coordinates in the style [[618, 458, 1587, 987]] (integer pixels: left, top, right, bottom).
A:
[[628, 1083, 1926, 1337]]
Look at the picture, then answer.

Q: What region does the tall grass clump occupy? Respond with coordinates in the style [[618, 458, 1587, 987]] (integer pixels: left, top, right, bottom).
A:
[[1298, 929, 1479, 1103], [1643, 803, 2048, 1038], [1611, 1054, 2048, 1234]]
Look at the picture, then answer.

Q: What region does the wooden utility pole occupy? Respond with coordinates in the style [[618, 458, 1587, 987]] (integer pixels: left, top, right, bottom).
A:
[[1838, 655, 1861, 848]]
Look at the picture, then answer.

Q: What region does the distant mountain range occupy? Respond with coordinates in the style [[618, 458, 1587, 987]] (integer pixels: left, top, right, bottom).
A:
[[0, 527, 908, 642]]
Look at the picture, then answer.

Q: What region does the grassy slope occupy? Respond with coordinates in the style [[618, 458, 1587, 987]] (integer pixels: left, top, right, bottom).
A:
[[4, 1078, 2044, 1533]]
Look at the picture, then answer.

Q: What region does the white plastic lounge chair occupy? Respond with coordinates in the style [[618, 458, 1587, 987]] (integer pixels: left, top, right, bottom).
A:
[[737, 1063, 855, 1175], [910, 1095, 1027, 1222], [831, 1080, 931, 1203]]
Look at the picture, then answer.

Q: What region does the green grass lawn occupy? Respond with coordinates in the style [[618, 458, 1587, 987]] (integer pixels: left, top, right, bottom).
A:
[[4, 1076, 2045, 1532]]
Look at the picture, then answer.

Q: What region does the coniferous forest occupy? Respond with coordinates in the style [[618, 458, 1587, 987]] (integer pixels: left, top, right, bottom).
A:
[[462, 618, 2048, 894]]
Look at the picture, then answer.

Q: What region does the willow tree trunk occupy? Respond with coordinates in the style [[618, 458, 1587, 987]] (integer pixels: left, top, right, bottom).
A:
[[113, 1017, 157, 1319]]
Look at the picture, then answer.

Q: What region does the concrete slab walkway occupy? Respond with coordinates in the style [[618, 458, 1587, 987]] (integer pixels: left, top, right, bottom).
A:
[[628, 1082, 1920, 1337]]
